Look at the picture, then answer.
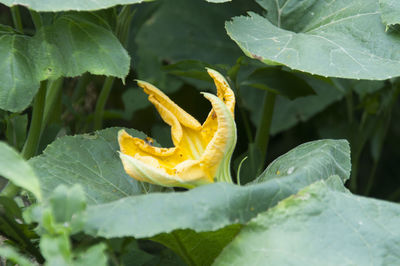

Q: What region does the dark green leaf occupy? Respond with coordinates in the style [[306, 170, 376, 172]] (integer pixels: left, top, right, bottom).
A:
[[241, 67, 315, 99]]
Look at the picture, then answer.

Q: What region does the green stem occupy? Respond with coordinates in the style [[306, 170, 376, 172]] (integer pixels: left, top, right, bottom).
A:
[[345, 90, 354, 124], [42, 78, 63, 132], [22, 81, 47, 159], [254, 91, 276, 173], [72, 73, 90, 102], [2, 81, 47, 198], [93, 76, 115, 130], [11, 6, 23, 32], [29, 10, 43, 29]]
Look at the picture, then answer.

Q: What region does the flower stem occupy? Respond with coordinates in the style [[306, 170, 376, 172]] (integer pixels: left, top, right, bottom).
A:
[[254, 91, 276, 174]]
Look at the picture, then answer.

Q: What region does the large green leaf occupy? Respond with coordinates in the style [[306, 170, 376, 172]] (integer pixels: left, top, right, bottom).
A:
[[29, 128, 164, 205], [226, 0, 400, 80], [0, 14, 129, 112], [214, 176, 400, 265], [379, 0, 400, 27], [0, 34, 39, 112], [0, 245, 34, 266], [84, 139, 349, 238], [31, 15, 130, 81], [0, 0, 145, 12], [0, 142, 42, 200]]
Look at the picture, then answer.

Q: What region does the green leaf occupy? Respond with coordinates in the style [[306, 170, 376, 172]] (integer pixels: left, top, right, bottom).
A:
[[379, 0, 400, 27], [74, 243, 107, 266], [0, 0, 145, 12], [49, 185, 86, 234], [241, 67, 315, 100], [244, 75, 344, 134], [5, 113, 28, 150], [0, 14, 130, 112], [226, 0, 400, 80], [83, 139, 349, 239], [0, 34, 39, 112], [132, 0, 261, 91], [0, 245, 35, 266], [152, 225, 241, 266], [31, 14, 130, 81], [0, 142, 42, 200], [29, 128, 165, 205], [214, 176, 400, 265]]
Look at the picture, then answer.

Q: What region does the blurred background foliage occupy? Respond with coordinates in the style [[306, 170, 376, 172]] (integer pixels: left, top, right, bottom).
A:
[[0, 0, 399, 204]]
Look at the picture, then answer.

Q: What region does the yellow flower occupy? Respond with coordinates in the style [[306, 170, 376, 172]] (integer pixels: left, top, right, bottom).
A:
[[118, 68, 236, 189]]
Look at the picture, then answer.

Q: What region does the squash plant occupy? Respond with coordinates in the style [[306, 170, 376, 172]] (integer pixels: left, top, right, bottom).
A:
[[0, 0, 400, 265]]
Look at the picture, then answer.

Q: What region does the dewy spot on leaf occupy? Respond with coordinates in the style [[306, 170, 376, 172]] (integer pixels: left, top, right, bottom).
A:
[[118, 68, 237, 189]]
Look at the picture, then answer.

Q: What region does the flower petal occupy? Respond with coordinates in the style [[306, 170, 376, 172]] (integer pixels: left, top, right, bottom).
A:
[[200, 92, 237, 178], [137, 80, 202, 130], [206, 68, 235, 116]]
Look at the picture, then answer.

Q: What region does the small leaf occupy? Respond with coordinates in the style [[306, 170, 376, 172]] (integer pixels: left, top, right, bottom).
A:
[[0, 245, 35, 266], [0, 142, 42, 200], [214, 176, 400, 265]]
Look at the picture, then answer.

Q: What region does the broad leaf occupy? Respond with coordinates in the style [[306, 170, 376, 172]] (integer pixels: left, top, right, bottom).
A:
[[379, 0, 400, 27], [214, 176, 400, 265], [226, 0, 400, 80], [0, 0, 145, 12], [29, 128, 164, 205], [0, 142, 42, 200], [31, 14, 130, 81], [84, 139, 349, 239], [0, 34, 39, 112], [0, 14, 130, 112]]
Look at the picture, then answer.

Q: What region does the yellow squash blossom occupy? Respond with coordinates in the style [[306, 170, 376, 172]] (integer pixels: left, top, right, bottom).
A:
[[118, 68, 236, 189]]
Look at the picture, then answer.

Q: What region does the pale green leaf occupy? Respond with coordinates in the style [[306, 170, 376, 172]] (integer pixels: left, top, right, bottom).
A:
[[0, 142, 42, 200], [0, 0, 146, 12], [214, 176, 400, 266], [29, 128, 165, 205], [226, 0, 400, 80], [0, 245, 35, 266], [83, 139, 350, 239], [379, 0, 400, 27]]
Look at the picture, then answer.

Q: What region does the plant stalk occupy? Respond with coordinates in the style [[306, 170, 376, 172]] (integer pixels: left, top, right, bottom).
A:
[[22, 81, 47, 159], [93, 76, 115, 130], [254, 91, 276, 174], [29, 10, 43, 29], [11, 6, 23, 32]]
